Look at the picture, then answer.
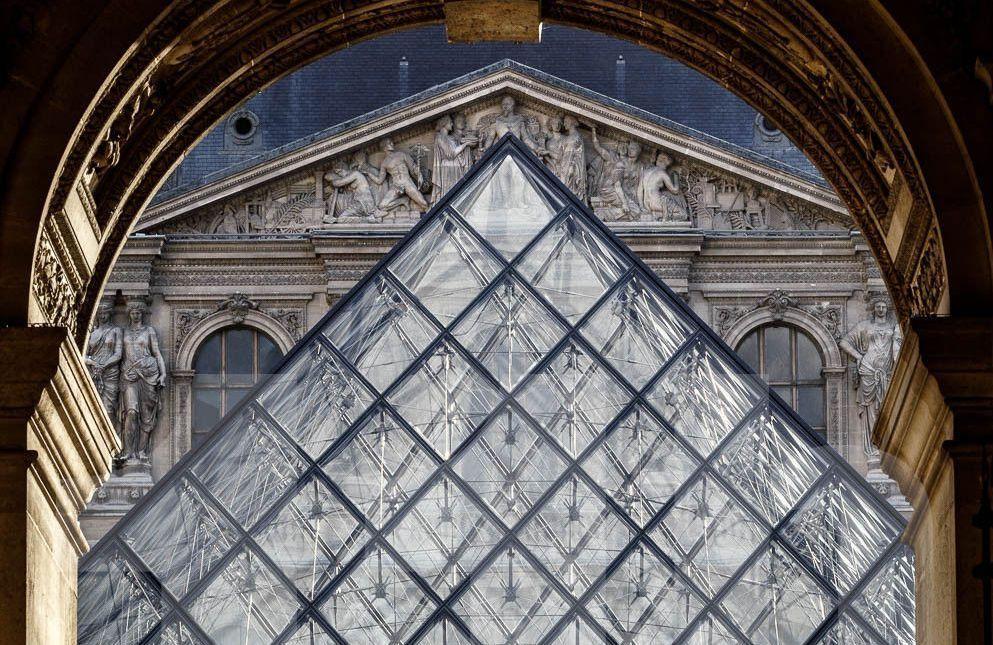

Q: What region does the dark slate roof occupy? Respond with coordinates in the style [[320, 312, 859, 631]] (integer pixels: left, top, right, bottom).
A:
[[154, 25, 820, 204]]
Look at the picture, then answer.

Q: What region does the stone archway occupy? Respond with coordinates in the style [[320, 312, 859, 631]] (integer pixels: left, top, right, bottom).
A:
[[1, 1, 991, 642]]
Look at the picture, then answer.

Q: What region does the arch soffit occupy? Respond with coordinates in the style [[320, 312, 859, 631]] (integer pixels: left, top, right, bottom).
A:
[[175, 308, 295, 372], [7, 0, 982, 341], [724, 307, 845, 370]]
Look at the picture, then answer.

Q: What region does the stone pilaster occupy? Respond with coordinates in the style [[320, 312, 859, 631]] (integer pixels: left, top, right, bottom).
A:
[[0, 327, 118, 644], [877, 317, 993, 645]]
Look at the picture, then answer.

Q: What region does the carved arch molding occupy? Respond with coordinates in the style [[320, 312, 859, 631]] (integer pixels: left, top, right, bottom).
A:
[[13, 0, 985, 347]]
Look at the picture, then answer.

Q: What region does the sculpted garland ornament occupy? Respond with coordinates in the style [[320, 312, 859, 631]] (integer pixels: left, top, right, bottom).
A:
[[77, 136, 913, 645]]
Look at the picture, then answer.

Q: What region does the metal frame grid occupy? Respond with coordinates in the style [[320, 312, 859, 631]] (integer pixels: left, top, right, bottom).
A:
[[78, 135, 914, 645]]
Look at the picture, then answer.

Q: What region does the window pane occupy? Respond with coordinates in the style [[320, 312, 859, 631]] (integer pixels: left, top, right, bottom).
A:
[[225, 328, 254, 384], [258, 334, 283, 375], [764, 326, 791, 382], [192, 388, 221, 432], [796, 331, 823, 381], [224, 388, 250, 413], [772, 384, 792, 405], [796, 385, 825, 429], [736, 332, 759, 374], [193, 333, 221, 385]]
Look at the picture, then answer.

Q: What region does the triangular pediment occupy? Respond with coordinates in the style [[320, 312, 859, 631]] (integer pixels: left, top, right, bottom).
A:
[[139, 61, 850, 236], [81, 135, 910, 645]]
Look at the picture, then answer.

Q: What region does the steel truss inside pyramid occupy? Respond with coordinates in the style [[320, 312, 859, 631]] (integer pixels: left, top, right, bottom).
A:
[[78, 135, 916, 645]]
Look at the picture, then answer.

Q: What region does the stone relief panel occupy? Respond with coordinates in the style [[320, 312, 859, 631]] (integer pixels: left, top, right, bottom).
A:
[[153, 94, 853, 235]]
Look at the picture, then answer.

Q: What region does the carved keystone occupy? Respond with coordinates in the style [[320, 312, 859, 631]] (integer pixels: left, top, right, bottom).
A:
[[444, 0, 541, 43]]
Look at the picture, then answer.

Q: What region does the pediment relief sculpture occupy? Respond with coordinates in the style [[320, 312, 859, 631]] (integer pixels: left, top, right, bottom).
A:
[[149, 75, 851, 236]]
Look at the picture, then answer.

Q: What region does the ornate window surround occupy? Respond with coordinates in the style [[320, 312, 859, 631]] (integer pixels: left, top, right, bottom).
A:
[[171, 308, 296, 462]]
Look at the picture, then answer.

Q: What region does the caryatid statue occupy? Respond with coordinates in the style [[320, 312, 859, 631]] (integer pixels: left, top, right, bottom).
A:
[[481, 95, 528, 150], [839, 297, 903, 459], [371, 137, 430, 212], [119, 300, 167, 463], [85, 302, 123, 425], [431, 115, 477, 203]]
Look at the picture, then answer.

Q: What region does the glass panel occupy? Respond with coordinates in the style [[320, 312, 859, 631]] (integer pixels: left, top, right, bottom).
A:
[[225, 327, 254, 385], [736, 332, 759, 374], [388, 341, 503, 458], [451, 276, 567, 390], [517, 212, 628, 322], [258, 333, 283, 375], [321, 544, 435, 644], [653, 474, 766, 598], [763, 326, 791, 382], [254, 476, 367, 598], [720, 543, 833, 644], [795, 331, 823, 381], [146, 620, 207, 645], [322, 275, 439, 392], [580, 273, 694, 389], [519, 473, 631, 595], [796, 385, 825, 429], [715, 409, 825, 525], [546, 617, 610, 644], [454, 407, 568, 527], [519, 340, 630, 458], [585, 541, 704, 643], [452, 152, 565, 259], [259, 342, 376, 459], [850, 549, 915, 645], [417, 619, 475, 644], [192, 388, 220, 432], [323, 406, 436, 528], [454, 546, 571, 643], [185, 546, 300, 643], [646, 339, 759, 456], [814, 614, 885, 645], [782, 474, 900, 594], [193, 333, 221, 385], [282, 617, 337, 644], [388, 475, 504, 596], [77, 547, 166, 645], [121, 477, 240, 598], [683, 613, 745, 644], [582, 404, 698, 525], [193, 408, 309, 529], [390, 212, 504, 325], [224, 387, 249, 411]]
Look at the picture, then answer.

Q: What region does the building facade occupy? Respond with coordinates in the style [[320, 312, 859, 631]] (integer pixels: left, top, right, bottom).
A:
[[80, 61, 906, 542]]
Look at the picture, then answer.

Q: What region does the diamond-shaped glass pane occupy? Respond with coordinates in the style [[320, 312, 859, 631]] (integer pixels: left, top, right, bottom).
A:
[[417, 619, 474, 644], [451, 276, 567, 390], [390, 211, 505, 325], [715, 409, 825, 525], [517, 211, 628, 322], [454, 546, 571, 643], [254, 476, 367, 598], [581, 272, 694, 389], [193, 407, 308, 529], [583, 404, 698, 525], [324, 406, 436, 528], [389, 475, 504, 596], [653, 474, 766, 597], [185, 546, 301, 644], [586, 541, 704, 643], [520, 340, 631, 457], [145, 620, 206, 645], [282, 617, 337, 644], [322, 545, 435, 644], [815, 614, 886, 645], [78, 547, 166, 645], [323, 275, 439, 392], [646, 339, 760, 456], [388, 341, 504, 458], [259, 341, 376, 459], [850, 549, 915, 645], [721, 543, 833, 644], [546, 616, 610, 644], [453, 152, 565, 259], [683, 613, 745, 644], [454, 407, 568, 526], [519, 473, 631, 595], [783, 474, 900, 595], [121, 477, 239, 598]]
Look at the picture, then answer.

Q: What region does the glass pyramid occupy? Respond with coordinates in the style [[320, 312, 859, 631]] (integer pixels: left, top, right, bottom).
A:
[[77, 135, 914, 645]]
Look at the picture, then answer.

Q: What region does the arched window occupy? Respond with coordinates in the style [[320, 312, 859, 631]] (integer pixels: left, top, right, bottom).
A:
[[736, 324, 826, 437], [192, 326, 283, 449]]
